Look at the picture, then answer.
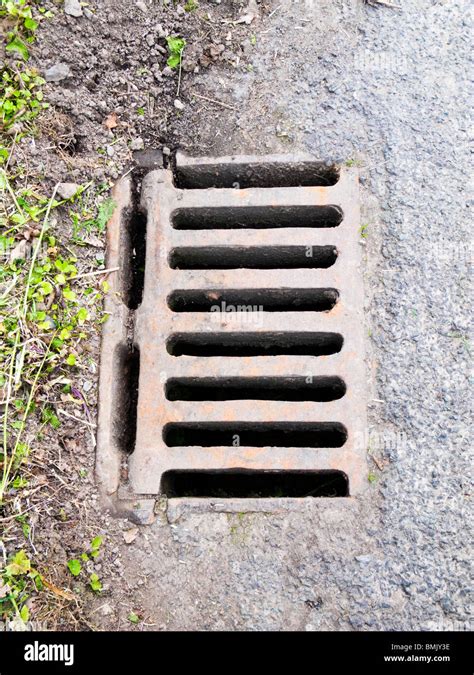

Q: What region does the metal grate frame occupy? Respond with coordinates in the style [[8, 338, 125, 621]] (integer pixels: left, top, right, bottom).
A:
[[96, 153, 368, 503]]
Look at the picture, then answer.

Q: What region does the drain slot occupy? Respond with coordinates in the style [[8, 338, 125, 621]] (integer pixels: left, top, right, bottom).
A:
[[161, 470, 349, 498], [168, 245, 338, 270], [172, 205, 343, 230], [174, 159, 339, 189], [122, 206, 147, 309], [168, 288, 339, 312], [112, 344, 140, 454], [163, 422, 347, 447], [167, 332, 343, 357], [165, 376, 346, 402]]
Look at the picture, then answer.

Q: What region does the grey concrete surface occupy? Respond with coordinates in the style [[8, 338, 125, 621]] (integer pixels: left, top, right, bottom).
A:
[[117, 0, 472, 631]]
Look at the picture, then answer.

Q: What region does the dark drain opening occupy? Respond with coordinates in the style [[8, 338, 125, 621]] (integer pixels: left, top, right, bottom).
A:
[[165, 376, 346, 402], [161, 470, 349, 498], [112, 344, 140, 454], [167, 289, 339, 312], [167, 332, 343, 357], [168, 245, 338, 270], [173, 158, 339, 189], [122, 207, 147, 309], [172, 205, 343, 230], [163, 422, 347, 447]]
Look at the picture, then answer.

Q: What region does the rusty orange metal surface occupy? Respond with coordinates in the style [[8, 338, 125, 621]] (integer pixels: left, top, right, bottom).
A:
[[96, 154, 367, 499]]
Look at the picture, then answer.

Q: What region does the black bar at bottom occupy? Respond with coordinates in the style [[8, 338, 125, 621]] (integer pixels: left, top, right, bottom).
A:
[[0, 631, 469, 673]]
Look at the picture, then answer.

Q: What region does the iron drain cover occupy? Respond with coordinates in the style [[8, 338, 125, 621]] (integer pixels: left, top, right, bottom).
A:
[[97, 152, 367, 501]]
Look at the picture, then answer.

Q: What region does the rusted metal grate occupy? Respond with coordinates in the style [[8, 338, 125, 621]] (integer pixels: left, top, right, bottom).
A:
[[97, 152, 367, 501]]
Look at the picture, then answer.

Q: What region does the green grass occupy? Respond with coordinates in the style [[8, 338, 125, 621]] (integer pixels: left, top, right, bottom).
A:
[[69, 184, 116, 244], [0, 1, 112, 626], [0, 171, 110, 503]]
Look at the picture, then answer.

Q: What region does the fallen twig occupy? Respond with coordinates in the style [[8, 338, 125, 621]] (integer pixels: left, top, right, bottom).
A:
[[190, 92, 236, 111], [73, 266, 119, 280], [57, 408, 97, 428]]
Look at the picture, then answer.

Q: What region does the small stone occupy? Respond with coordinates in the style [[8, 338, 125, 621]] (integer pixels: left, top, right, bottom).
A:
[[176, 5, 185, 15], [82, 380, 93, 392], [151, 65, 163, 82], [440, 596, 453, 613], [136, 0, 147, 12], [402, 582, 413, 595], [106, 145, 115, 157], [45, 63, 72, 82], [57, 182, 81, 199], [162, 146, 171, 156], [162, 66, 174, 77], [64, 0, 83, 17], [174, 99, 185, 111], [146, 33, 155, 47], [123, 527, 139, 544], [100, 603, 113, 616], [155, 23, 167, 38], [130, 137, 144, 151]]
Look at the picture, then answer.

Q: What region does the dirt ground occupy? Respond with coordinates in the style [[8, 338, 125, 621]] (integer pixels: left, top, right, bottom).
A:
[[1, 0, 470, 632]]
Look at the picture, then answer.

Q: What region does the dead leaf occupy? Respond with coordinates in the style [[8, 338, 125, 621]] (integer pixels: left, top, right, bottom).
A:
[[43, 579, 75, 601], [82, 233, 105, 248], [9, 239, 31, 263], [104, 112, 118, 130]]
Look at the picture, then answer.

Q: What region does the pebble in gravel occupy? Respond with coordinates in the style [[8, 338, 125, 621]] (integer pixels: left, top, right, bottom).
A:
[[57, 182, 81, 199], [130, 137, 145, 151], [135, 1, 148, 13], [64, 0, 83, 18], [44, 63, 72, 82]]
